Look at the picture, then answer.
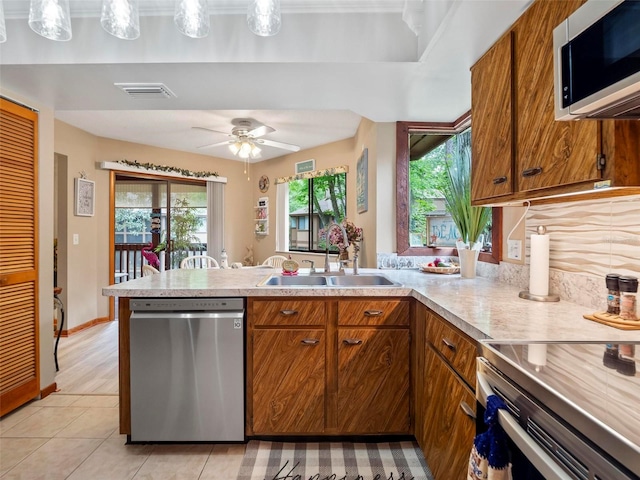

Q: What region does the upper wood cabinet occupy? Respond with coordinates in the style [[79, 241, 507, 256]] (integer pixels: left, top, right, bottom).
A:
[[471, 0, 640, 205], [514, 0, 600, 194], [471, 32, 514, 202]]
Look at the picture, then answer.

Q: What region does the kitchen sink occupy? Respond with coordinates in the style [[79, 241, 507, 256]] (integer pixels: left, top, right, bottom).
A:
[[326, 275, 399, 286], [257, 274, 400, 287], [258, 275, 329, 286]]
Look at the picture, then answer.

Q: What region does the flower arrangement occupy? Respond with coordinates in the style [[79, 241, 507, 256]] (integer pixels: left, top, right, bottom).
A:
[[321, 219, 363, 255]]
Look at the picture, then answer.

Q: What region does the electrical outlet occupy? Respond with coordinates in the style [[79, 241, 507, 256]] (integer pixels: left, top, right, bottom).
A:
[[507, 239, 522, 260], [73, 234, 79, 245]]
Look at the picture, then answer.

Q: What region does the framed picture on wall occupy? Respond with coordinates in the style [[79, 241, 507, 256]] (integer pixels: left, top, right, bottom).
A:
[[357, 148, 368, 213], [75, 178, 95, 217]]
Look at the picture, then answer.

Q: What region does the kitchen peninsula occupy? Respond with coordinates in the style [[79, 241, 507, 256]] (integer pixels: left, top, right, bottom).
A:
[[103, 268, 640, 478]]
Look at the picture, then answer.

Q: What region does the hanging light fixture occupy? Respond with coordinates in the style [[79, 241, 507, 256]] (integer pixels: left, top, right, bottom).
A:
[[101, 0, 140, 40], [247, 0, 281, 37], [174, 0, 209, 38], [28, 0, 73, 41], [0, 0, 6, 43]]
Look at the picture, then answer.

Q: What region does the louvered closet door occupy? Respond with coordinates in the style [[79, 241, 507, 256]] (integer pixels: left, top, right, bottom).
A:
[[0, 98, 40, 416]]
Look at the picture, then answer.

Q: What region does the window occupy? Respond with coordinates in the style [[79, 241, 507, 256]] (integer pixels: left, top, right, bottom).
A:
[[396, 118, 502, 263], [288, 172, 347, 252]]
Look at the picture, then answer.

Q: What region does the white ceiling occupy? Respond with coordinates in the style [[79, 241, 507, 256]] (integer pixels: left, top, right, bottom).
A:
[[0, 0, 531, 161]]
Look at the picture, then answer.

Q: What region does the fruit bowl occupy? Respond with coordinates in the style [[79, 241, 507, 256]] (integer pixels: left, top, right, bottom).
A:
[[419, 264, 460, 274]]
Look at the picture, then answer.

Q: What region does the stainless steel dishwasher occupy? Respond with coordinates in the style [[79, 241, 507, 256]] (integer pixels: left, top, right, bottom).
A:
[[129, 298, 245, 442]]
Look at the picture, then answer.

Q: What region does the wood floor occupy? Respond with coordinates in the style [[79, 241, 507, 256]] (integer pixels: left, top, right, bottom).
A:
[[54, 320, 119, 395]]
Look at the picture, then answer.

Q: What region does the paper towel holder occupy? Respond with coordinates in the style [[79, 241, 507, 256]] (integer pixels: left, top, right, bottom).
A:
[[519, 225, 560, 302], [518, 290, 560, 302]]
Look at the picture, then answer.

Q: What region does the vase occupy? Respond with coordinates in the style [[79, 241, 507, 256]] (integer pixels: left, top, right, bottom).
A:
[[456, 240, 481, 279]]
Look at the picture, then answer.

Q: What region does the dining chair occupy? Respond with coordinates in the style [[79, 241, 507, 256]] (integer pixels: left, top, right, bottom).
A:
[[261, 255, 288, 268], [180, 255, 220, 269], [142, 265, 160, 276]]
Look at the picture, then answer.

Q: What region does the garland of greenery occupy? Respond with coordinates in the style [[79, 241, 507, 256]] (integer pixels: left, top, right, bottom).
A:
[[117, 159, 219, 178]]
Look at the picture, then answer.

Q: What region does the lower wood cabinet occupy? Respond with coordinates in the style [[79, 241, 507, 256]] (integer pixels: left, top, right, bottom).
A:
[[415, 307, 477, 480], [252, 329, 326, 434], [337, 328, 410, 433], [420, 345, 476, 480], [247, 297, 412, 436]]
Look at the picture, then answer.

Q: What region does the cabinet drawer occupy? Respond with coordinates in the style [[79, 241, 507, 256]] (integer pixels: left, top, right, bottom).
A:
[[252, 299, 326, 326], [338, 299, 410, 326], [427, 312, 477, 387]]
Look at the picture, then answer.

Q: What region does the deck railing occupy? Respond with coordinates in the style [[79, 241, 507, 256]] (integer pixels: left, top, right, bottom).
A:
[[114, 243, 207, 281]]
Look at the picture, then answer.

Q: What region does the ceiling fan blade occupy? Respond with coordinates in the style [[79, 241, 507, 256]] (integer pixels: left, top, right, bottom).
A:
[[192, 126, 230, 136], [197, 140, 233, 149], [256, 138, 301, 152], [247, 125, 275, 138]]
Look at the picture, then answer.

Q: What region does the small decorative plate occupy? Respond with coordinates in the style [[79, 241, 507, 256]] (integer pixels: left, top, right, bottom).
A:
[[258, 175, 269, 193], [420, 265, 460, 274]]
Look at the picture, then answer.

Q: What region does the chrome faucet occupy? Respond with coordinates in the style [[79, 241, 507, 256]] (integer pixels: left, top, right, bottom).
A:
[[302, 259, 316, 273], [324, 222, 349, 273]]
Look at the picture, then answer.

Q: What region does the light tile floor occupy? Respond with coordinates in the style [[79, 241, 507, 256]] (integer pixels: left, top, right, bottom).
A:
[[0, 395, 246, 479]]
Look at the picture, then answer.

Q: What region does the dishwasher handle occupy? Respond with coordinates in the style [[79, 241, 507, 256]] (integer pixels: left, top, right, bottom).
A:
[[130, 311, 244, 320]]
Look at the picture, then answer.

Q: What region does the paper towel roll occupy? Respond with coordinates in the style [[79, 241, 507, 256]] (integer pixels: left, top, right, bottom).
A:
[[529, 232, 550, 296]]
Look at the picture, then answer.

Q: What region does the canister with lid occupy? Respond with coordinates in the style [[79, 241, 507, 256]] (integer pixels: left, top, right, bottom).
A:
[[605, 273, 620, 315], [618, 276, 638, 321]]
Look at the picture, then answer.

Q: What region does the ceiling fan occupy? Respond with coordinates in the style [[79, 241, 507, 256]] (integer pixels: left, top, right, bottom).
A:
[[193, 118, 301, 159]]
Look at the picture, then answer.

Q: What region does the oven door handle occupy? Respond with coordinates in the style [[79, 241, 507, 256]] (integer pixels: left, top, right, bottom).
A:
[[477, 372, 573, 480]]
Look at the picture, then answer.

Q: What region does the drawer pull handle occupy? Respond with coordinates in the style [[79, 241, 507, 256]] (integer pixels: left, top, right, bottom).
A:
[[343, 338, 363, 346], [459, 401, 476, 420], [442, 338, 457, 352], [364, 310, 383, 317], [280, 309, 298, 316], [492, 176, 508, 185], [301, 338, 320, 345], [522, 167, 543, 177]]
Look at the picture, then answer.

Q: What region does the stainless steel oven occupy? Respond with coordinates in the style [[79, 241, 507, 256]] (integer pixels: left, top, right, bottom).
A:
[[477, 342, 640, 480]]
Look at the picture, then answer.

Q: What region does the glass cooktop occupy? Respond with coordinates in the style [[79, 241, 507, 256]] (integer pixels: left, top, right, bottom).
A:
[[479, 341, 640, 470]]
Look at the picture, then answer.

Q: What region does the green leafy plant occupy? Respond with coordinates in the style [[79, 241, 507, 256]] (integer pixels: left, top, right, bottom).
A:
[[441, 145, 490, 247], [155, 197, 204, 268]]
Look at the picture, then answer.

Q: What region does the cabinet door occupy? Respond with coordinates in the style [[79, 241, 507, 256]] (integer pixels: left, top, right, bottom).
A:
[[253, 329, 325, 434], [420, 347, 476, 480], [471, 32, 514, 202], [337, 328, 410, 433], [514, 0, 600, 193]]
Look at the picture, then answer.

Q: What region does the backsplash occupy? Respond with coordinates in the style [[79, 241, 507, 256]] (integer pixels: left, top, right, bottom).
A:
[[384, 194, 639, 311], [501, 194, 640, 310]]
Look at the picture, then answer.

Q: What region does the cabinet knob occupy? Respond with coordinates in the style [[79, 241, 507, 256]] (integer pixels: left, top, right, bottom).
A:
[[522, 167, 543, 177], [492, 176, 508, 185], [343, 338, 363, 346], [459, 401, 476, 420], [364, 310, 383, 317], [280, 309, 298, 316], [301, 338, 320, 345], [441, 337, 457, 352]]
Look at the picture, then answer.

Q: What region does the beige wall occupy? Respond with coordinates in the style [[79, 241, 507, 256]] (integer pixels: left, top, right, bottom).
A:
[[54, 120, 253, 329], [250, 118, 394, 269]]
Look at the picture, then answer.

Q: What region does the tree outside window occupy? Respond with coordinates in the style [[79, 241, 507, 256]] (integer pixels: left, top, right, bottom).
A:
[[288, 173, 347, 252]]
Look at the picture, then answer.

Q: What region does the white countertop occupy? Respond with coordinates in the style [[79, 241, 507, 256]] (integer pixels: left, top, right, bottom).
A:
[[103, 267, 640, 343]]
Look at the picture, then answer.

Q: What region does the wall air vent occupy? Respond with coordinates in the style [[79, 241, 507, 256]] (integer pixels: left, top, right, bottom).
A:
[[114, 83, 176, 99]]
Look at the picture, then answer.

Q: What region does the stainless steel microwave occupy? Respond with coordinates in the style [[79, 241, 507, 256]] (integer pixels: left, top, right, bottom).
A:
[[554, 0, 640, 120]]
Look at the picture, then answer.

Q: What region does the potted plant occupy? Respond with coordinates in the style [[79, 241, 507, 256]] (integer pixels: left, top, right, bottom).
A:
[[441, 145, 491, 278]]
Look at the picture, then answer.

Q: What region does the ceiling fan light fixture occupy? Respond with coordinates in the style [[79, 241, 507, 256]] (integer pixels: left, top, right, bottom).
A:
[[247, 0, 281, 37], [229, 142, 241, 155], [28, 0, 73, 41], [101, 0, 140, 40], [250, 145, 262, 159], [239, 141, 253, 158], [174, 0, 209, 39]]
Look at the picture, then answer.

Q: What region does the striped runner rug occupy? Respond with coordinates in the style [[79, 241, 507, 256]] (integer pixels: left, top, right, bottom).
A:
[[236, 440, 434, 480]]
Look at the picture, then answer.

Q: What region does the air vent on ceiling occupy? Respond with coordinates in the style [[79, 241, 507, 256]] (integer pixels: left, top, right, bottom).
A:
[[114, 83, 176, 99]]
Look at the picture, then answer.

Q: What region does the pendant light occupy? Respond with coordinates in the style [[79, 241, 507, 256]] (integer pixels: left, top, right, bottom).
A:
[[247, 0, 281, 37], [174, 0, 209, 38], [101, 0, 140, 40], [28, 0, 73, 41], [0, 0, 6, 43]]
